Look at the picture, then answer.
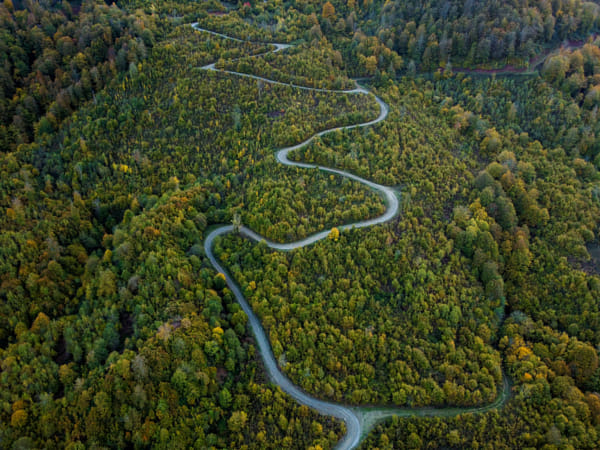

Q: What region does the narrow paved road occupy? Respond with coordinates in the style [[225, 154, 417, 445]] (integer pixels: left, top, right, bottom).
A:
[[205, 225, 363, 449], [195, 23, 510, 449]]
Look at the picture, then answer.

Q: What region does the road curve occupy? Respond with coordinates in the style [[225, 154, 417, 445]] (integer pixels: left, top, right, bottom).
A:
[[193, 23, 365, 94], [205, 225, 362, 449], [194, 23, 510, 449]]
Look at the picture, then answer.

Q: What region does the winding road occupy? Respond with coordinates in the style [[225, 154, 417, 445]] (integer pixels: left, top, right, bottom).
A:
[[194, 22, 510, 449]]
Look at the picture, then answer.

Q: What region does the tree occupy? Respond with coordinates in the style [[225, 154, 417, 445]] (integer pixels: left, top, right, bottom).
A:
[[364, 56, 377, 75], [328, 227, 340, 241], [227, 410, 247, 432], [567, 341, 599, 384], [322, 2, 335, 19], [11, 409, 27, 428], [233, 211, 242, 232]]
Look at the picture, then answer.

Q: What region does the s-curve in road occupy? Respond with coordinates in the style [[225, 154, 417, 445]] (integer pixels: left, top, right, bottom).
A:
[[194, 22, 510, 449]]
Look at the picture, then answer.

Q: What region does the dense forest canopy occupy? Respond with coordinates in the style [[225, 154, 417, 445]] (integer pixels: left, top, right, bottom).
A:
[[0, 0, 157, 152], [315, 0, 600, 69], [1, 0, 599, 448]]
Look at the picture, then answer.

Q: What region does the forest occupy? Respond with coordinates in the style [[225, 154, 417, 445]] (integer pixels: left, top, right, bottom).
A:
[[1, 0, 599, 448]]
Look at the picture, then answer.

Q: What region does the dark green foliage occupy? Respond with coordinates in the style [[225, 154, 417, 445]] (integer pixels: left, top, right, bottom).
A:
[[323, 0, 600, 69], [0, 0, 157, 152]]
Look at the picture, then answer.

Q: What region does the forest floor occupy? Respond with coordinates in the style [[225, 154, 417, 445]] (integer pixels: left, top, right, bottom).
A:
[[582, 242, 600, 275]]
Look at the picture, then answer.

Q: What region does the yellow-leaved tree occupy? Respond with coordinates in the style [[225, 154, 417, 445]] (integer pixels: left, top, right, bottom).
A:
[[328, 227, 340, 241], [322, 1, 335, 19]]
